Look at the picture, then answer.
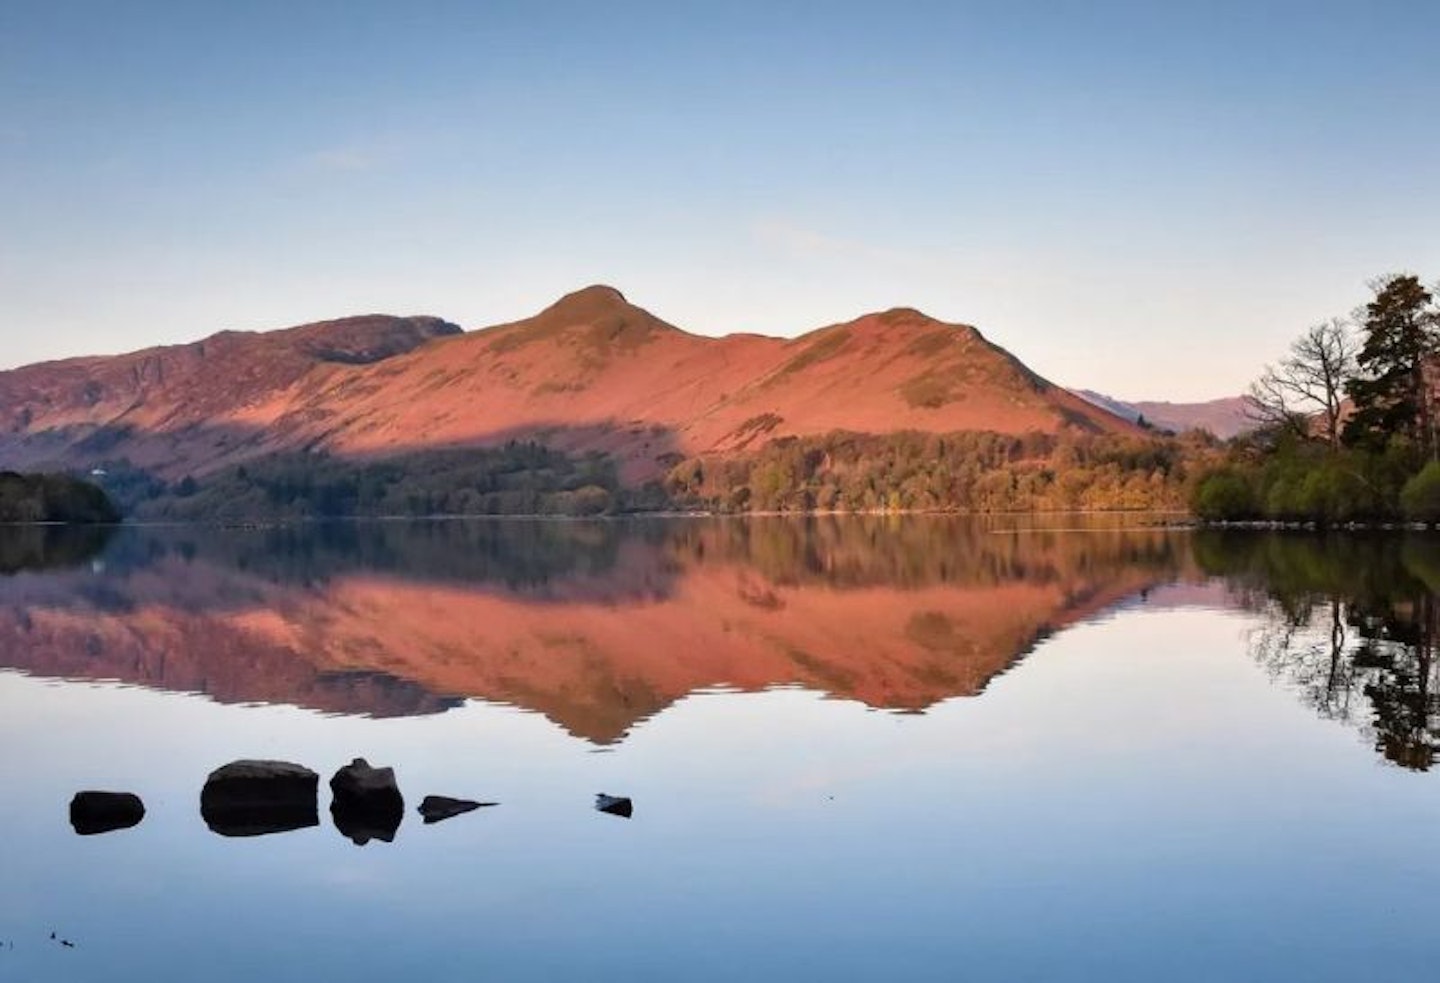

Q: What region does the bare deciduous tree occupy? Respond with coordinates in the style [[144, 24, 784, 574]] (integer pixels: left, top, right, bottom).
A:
[[1246, 318, 1358, 450]]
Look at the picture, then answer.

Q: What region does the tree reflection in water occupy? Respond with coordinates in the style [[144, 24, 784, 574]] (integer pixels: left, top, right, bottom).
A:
[[16, 518, 1440, 766], [1196, 532, 1440, 770]]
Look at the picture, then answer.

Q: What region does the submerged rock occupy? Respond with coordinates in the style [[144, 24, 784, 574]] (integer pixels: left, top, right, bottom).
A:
[[200, 760, 319, 837], [595, 793, 633, 818], [330, 758, 404, 845], [418, 795, 494, 824], [69, 791, 145, 835]]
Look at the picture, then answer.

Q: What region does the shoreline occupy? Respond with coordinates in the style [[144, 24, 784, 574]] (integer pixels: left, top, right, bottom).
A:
[[111, 508, 1193, 530], [1191, 519, 1440, 532]]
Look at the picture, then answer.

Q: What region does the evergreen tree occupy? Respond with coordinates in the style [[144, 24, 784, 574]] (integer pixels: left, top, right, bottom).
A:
[[1344, 274, 1439, 456]]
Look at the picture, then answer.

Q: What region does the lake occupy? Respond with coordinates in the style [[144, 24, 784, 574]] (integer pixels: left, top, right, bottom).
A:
[[2, 516, 1438, 981]]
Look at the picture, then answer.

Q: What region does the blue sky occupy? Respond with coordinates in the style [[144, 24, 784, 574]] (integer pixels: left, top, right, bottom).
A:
[[2, 1, 1437, 399]]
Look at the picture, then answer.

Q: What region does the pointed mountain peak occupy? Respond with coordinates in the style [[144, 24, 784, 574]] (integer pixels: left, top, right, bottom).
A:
[[541, 284, 631, 319], [481, 284, 684, 357]]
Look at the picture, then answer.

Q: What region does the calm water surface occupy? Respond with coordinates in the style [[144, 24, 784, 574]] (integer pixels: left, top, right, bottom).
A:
[[2, 517, 1438, 981]]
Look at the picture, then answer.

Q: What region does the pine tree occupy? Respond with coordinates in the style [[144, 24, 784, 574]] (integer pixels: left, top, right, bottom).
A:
[[1343, 274, 1439, 457]]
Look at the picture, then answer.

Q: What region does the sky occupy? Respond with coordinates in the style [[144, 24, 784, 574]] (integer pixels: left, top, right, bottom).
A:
[[2, 1, 1438, 400]]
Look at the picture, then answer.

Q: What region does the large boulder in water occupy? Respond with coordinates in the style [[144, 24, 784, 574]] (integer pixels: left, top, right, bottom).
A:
[[70, 791, 145, 835], [330, 758, 404, 845], [200, 760, 319, 837]]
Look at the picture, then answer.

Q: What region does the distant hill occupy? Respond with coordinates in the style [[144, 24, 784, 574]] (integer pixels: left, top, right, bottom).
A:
[[0, 287, 1139, 489], [1072, 390, 1146, 425], [1073, 390, 1254, 439]]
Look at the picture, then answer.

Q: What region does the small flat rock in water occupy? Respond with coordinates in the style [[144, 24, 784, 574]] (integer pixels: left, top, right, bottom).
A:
[[595, 794, 633, 818], [418, 795, 494, 824], [70, 791, 145, 836]]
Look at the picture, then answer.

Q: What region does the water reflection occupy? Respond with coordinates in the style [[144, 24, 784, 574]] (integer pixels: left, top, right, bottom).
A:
[[0, 522, 112, 574], [12, 519, 1440, 768], [8, 519, 1440, 981], [1195, 532, 1440, 769], [0, 518, 1189, 742]]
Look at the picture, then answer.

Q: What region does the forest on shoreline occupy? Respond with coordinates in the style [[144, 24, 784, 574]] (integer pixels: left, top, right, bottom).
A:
[[85, 428, 1216, 521], [1192, 273, 1440, 526], [0, 471, 119, 524]]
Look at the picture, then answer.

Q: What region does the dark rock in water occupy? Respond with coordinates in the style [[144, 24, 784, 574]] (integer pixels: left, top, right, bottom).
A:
[[70, 791, 145, 835], [330, 758, 403, 804], [330, 758, 404, 845], [595, 793, 633, 818], [200, 760, 319, 837], [202, 760, 319, 807], [418, 795, 494, 824]]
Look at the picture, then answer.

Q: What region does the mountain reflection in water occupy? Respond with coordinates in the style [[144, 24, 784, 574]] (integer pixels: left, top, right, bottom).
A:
[[10, 517, 1440, 983], [5, 517, 1439, 766], [0, 517, 1187, 741]]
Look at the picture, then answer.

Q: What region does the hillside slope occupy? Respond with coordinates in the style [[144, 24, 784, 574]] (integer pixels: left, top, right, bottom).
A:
[[0, 286, 1136, 482], [0, 314, 462, 474]]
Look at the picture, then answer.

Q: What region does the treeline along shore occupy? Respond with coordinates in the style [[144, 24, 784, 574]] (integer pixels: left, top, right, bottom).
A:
[[84, 429, 1215, 521], [1192, 273, 1440, 527], [0, 471, 118, 524]]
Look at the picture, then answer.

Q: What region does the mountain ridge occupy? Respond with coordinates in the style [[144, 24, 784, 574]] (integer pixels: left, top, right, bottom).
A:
[[0, 287, 1140, 484]]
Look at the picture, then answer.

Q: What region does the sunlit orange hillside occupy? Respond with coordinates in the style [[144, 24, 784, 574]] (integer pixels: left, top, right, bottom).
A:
[[0, 286, 1137, 481]]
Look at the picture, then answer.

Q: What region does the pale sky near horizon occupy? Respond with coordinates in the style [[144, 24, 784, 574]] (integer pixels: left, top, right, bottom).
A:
[[2, 1, 1438, 401]]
